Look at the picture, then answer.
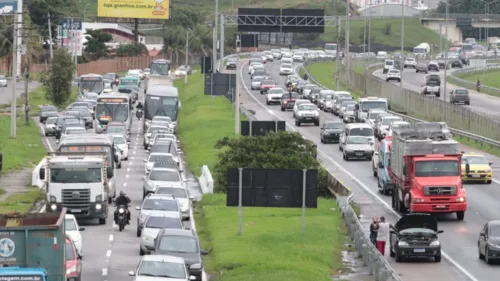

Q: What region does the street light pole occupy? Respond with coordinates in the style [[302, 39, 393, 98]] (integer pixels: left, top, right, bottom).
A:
[[345, 0, 350, 88], [444, 1, 448, 102], [363, 0, 367, 53], [480, 0, 500, 41], [400, 0, 404, 93], [368, 1, 372, 53]]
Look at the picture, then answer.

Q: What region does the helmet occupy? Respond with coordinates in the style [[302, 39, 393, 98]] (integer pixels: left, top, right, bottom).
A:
[[120, 190, 126, 196]]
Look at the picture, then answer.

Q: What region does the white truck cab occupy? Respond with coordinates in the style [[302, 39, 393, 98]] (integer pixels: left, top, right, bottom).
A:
[[383, 59, 395, 74]]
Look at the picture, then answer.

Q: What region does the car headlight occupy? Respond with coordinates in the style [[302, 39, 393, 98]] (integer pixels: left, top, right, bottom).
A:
[[455, 197, 466, 202], [50, 195, 56, 202], [313, 111, 319, 116], [139, 213, 147, 220], [95, 204, 102, 210], [180, 203, 189, 211], [118, 208, 124, 214], [66, 266, 77, 274], [429, 240, 440, 246], [146, 133, 151, 137], [398, 241, 409, 246], [50, 204, 57, 211], [190, 263, 202, 269], [485, 169, 492, 173], [488, 243, 500, 248], [142, 235, 154, 241]]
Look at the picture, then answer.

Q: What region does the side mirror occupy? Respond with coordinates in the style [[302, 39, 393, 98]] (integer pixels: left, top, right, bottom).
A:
[[178, 151, 184, 155], [369, 141, 374, 145], [77, 254, 82, 260], [320, 127, 324, 130], [465, 163, 470, 174], [189, 195, 195, 200], [127, 141, 130, 144], [480, 232, 485, 237], [135, 206, 141, 211], [39, 168, 45, 180], [489, 162, 493, 166], [79, 227, 85, 231], [437, 230, 444, 234], [128, 271, 135, 276], [200, 250, 209, 255], [143, 159, 147, 163], [179, 170, 184, 173], [390, 230, 395, 234]]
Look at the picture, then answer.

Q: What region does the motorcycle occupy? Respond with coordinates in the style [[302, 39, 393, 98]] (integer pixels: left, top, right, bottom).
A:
[[116, 205, 128, 231], [136, 109, 143, 120]]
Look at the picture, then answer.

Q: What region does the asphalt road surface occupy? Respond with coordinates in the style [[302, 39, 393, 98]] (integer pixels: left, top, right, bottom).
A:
[[232, 58, 500, 281], [38, 84, 204, 281], [0, 80, 41, 105], [371, 67, 500, 120]]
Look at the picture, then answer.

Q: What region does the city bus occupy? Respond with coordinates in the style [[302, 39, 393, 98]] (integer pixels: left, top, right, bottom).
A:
[[324, 43, 338, 57], [57, 134, 120, 203], [79, 74, 105, 96], [150, 59, 171, 75], [144, 85, 180, 132], [95, 94, 131, 130]]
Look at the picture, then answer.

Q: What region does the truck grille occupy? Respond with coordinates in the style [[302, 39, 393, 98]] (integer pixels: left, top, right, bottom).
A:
[[424, 186, 456, 196], [62, 188, 91, 207]]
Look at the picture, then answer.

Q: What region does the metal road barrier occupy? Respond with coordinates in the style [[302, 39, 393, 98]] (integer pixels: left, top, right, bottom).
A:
[[301, 58, 500, 150], [449, 64, 500, 97]]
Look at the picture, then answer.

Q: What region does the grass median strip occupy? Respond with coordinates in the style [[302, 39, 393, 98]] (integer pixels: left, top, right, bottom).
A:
[[174, 72, 245, 176], [0, 188, 44, 213], [195, 193, 348, 281], [301, 62, 364, 98], [454, 68, 500, 96]]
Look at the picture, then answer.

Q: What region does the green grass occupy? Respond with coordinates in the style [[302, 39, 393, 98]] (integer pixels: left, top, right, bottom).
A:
[[174, 72, 245, 176], [322, 18, 445, 49], [0, 117, 46, 172], [17, 87, 79, 114], [454, 135, 500, 158], [194, 193, 348, 281], [302, 62, 364, 99], [455, 68, 500, 94], [0, 188, 44, 214]]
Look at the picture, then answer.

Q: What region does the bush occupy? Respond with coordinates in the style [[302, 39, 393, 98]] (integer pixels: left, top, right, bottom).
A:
[[213, 131, 321, 193], [384, 23, 392, 36], [43, 49, 75, 107]]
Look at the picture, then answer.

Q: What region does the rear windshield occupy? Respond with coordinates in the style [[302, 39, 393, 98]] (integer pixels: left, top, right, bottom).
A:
[[349, 127, 374, 136]]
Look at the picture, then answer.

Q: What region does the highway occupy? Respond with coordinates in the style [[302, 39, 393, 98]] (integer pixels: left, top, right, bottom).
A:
[[233, 58, 500, 281], [371, 67, 500, 120], [38, 83, 203, 281], [0, 80, 41, 105]]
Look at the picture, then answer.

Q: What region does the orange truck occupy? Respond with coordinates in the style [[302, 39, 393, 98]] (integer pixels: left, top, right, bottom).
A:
[[389, 122, 467, 220]]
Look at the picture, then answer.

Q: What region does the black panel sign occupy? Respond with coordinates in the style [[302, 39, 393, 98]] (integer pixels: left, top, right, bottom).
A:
[[237, 8, 325, 33], [241, 34, 259, 48], [241, 121, 286, 136], [456, 17, 472, 27], [204, 73, 237, 102], [226, 168, 318, 208], [201, 56, 213, 74]]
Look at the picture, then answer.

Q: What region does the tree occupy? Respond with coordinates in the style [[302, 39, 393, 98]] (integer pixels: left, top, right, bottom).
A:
[[44, 49, 74, 107], [83, 29, 112, 61], [0, 17, 13, 73], [213, 131, 330, 197], [115, 43, 148, 57]]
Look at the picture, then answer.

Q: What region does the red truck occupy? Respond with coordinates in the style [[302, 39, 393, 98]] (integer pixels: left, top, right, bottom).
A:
[[389, 122, 467, 220]]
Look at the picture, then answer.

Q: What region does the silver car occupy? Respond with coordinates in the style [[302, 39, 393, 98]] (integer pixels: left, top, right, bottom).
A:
[[139, 213, 184, 255], [144, 153, 176, 175], [155, 186, 193, 220], [343, 104, 356, 123], [44, 116, 58, 136], [335, 100, 355, 117], [144, 125, 169, 149], [0, 75, 7, 87], [142, 166, 183, 198], [136, 194, 182, 237], [128, 255, 195, 281], [251, 76, 265, 90], [342, 136, 374, 161]]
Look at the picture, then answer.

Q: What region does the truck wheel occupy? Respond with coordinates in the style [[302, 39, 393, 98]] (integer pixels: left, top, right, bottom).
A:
[[435, 255, 441, 262], [373, 169, 377, 177], [137, 227, 141, 237], [395, 250, 402, 262], [281, 107, 285, 112], [119, 224, 124, 232], [140, 248, 145, 256], [99, 218, 106, 225], [108, 197, 112, 204], [456, 211, 465, 221]]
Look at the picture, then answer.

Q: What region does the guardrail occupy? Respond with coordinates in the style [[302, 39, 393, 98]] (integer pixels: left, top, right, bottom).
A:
[[301, 58, 500, 149], [449, 64, 500, 96]]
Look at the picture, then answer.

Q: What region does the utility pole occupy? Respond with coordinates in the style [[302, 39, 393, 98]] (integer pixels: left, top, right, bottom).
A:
[[400, 0, 404, 94], [16, 0, 23, 77], [22, 25, 29, 125], [444, 1, 449, 103], [48, 13, 53, 60], [185, 31, 188, 84], [214, 0, 219, 62], [212, 21, 217, 72], [10, 23, 17, 138], [345, 0, 350, 88], [335, 17, 341, 91], [363, 0, 367, 53], [368, 0, 372, 53]]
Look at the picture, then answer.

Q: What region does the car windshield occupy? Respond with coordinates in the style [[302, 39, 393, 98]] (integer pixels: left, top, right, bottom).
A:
[[159, 236, 198, 253], [399, 228, 435, 234], [415, 160, 459, 177], [149, 170, 179, 182], [64, 119, 79, 125], [262, 80, 274, 84], [65, 218, 77, 231], [66, 128, 86, 134], [65, 242, 75, 260], [145, 217, 182, 229], [47, 117, 58, 124], [324, 122, 343, 129], [389, 70, 399, 74], [113, 136, 126, 144], [142, 199, 179, 211], [347, 136, 370, 144], [299, 104, 317, 111], [385, 61, 393, 65], [350, 127, 373, 136], [455, 89, 469, 95], [382, 117, 402, 125], [108, 126, 125, 134], [137, 261, 186, 279], [346, 105, 355, 111], [369, 112, 382, 120], [269, 89, 284, 94], [281, 64, 292, 68], [462, 156, 489, 165], [156, 187, 187, 198], [51, 168, 101, 183], [253, 77, 264, 82]]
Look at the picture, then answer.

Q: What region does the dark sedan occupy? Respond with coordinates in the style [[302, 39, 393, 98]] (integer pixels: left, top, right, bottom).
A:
[[478, 220, 500, 264], [450, 59, 463, 68], [427, 62, 439, 71], [39, 105, 58, 123], [415, 63, 428, 74], [320, 121, 344, 143]]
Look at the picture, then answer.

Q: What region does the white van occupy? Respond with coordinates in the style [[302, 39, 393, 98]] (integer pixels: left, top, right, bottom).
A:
[[383, 59, 395, 74], [376, 51, 388, 59], [339, 123, 375, 150], [413, 43, 430, 58]]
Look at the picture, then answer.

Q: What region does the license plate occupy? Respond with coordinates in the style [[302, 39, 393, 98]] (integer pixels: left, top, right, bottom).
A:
[[472, 174, 481, 178], [414, 249, 425, 253], [356, 153, 363, 156], [435, 205, 446, 209], [71, 209, 82, 213]]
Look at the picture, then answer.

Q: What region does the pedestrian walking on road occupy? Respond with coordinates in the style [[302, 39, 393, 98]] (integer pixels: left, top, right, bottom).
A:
[[477, 79, 481, 92], [376, 216, 390, 255], [369, 216, 379, 246]]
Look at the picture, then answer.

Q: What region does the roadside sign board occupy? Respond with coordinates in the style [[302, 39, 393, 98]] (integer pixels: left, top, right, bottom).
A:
[[0, 0, 17, 16]]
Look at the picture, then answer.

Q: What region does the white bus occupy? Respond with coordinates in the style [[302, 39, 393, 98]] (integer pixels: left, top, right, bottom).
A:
[[324, 43, 338, 57]]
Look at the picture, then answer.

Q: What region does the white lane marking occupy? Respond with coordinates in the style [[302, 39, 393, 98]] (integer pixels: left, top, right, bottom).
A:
[[38, 123, 54, 152], [133, 151, 136, 155], [109, 234, 114, 242], [126, 174, 129, 178], [131, 156, 135, 160], [239, 61, 481, 281], [102, 268, 108, 276], [127, 168, 131, 172], [123, 183, 127, 187]]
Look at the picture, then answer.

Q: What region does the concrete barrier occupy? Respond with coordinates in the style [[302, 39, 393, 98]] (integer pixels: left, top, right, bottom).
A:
[[32, 157, 46, 189], [199, 165, 214, 194]]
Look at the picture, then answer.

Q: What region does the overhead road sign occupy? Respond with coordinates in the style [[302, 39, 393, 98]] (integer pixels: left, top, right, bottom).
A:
[[0, 0, 16, 16], [97, 0, 171, 21], [237, 8, 325, 33]]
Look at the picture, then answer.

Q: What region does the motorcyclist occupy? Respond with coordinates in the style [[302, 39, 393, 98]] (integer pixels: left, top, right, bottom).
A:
[[136, 102, 143, 110], [303, 73, 308, 80], [114, 191, 131, 224], [291, 83, 297, 92], [286, 81, 292, 91]]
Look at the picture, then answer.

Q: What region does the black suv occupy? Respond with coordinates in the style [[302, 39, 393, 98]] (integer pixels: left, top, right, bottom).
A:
[[153, 228, 209, 281], [39, 105, 58, 123], [426, 74, 441, 86], [389, 213, 443, 262]]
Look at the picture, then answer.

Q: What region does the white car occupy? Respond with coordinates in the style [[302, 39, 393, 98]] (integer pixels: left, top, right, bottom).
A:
[[250, 65, 264, 76], [376, 115, 403, 140], [152, 133, 178, 146], [65, 214, 84, 256], [294, 103, 320, 126], [0, 75, 8, 87], [112, 135, 129, 161], [266, 88, 285, 105], [385, 69, 401, 82], [342, 136, 374, 161], [376, 51, 388, 59], [154, 186, 193, 220], [383, 59, 395, 74], [248, 62, 263, 74], [263, 51, 274, 61], [365, 110, 388, 130], [403, 58, 417, 68], [279, 63, 293, 75], [281, 57, 293, 64], [144, 152, 176, 175], [292, 100, 312, 117], [292, 53, 304, 62]]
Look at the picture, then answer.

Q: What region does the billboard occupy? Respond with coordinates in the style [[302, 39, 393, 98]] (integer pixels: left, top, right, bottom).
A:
[[0, 0, 17, 16], [97, 0, 171, 20]]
